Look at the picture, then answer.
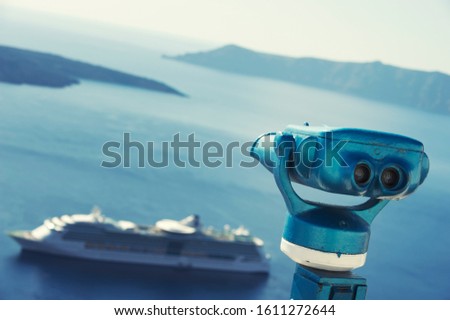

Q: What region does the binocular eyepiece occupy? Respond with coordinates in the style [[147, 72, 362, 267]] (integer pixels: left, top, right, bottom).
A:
[[251, 124, 429, 271], [251, 124, 429, 200]]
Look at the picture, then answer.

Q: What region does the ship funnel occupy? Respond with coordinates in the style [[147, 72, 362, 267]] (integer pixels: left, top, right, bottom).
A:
[[179, 215, 201, 229]]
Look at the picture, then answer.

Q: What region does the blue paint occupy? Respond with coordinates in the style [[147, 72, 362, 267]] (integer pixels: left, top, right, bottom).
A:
[[291, 264, 367, 300], [251, 124, 429, 299]]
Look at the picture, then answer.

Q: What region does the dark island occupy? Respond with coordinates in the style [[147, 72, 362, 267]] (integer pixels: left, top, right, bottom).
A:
[[0, 45, 185, 96], [166, 45, 450, 114]]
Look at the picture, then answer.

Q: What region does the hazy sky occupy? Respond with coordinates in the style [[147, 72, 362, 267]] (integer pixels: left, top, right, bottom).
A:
[[3, 0, 450, 73]]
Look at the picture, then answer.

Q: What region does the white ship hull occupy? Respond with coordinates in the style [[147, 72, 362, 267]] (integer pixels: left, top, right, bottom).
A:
[[10, 231, 270, 273]]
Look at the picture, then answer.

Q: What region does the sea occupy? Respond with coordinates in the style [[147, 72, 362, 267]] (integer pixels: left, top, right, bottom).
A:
[[0, 9, 449, 299]]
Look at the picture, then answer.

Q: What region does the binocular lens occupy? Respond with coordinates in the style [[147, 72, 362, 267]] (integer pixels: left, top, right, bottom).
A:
[[354, 164, 371, 186], [381, 167, 400, 189]]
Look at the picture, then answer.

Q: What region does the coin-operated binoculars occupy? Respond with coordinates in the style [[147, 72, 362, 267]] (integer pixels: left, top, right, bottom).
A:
[[251, 124, 429, 300]]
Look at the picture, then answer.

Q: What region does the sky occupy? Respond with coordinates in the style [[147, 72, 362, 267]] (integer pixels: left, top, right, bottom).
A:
[[2, 0, 450, 74]]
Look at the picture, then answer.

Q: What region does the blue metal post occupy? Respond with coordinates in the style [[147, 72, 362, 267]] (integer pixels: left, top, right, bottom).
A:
[[291, 264, 367, 300]]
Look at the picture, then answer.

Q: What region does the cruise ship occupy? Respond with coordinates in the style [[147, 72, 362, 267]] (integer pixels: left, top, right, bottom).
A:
[[9, 208, 270, 273]]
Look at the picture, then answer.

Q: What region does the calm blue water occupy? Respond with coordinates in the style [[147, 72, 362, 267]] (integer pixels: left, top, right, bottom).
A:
[[0, 14, 449, 299]]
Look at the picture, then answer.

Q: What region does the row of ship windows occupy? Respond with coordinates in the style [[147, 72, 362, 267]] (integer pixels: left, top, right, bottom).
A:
[[66, 232, 258, 254], [84, 242, 261, 262]]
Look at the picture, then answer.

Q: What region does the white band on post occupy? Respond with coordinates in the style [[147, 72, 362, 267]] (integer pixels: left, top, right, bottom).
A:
[[280, 238, 367, 272]]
